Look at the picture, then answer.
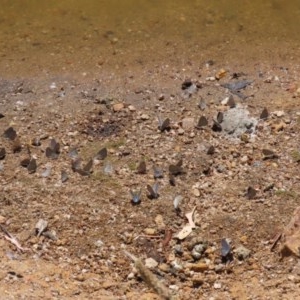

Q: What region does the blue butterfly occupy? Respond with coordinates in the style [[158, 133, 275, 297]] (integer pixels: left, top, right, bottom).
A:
[[130, 189, 142, 204]]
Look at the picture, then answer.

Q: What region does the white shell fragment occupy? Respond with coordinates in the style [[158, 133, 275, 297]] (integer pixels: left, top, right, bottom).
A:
[[176, 225, 193, 240]]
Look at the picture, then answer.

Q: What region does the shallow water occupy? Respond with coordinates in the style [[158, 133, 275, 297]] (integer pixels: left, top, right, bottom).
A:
[[0, 0, 300, 76]]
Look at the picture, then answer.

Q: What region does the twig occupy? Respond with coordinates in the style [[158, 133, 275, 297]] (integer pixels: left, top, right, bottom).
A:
[[124, 250, 176, 300], [0, 225, 30, 252]]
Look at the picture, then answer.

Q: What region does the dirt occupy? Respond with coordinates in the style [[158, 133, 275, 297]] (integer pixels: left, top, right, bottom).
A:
[[1, 1, 300, 300]]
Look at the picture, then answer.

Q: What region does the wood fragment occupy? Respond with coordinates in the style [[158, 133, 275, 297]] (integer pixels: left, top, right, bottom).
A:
[[124, 250, 176, 300]]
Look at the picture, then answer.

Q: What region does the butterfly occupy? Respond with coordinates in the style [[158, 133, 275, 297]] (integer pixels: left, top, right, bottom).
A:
[[137, 160, 146, 174], [221, 238, 233, 263], [212, 119, 222, 132], [195, 116, 208, 129], [169, 159, 183, 176], [198, 98, 207, 111], [147, 182, 159, 199], [27, 158, 37, 174], [61, 170, 69, 182], [157, 115, 170, 132], [71, 157, 93, 176], [12, 138, 22, 153], [260, 107, 269, 120], [217, 112, 224, 123], [94, 147, 107, 160], [153, 165, 163, 179], [0, 147, 5, 160], [3, 127, 17, 140], [221, 238, 231, 258], [68, 148, 79, 159], [262, 149, 278, 160], [173, 195, 183, 211], [207, 145, 215, 155], [246, 186, 257, 200], [169, 174, 176, 186], [45, 139, 60, 159], [130, 189, 142, 204], [76, 159, 93, 176], [227, 95, 236, 108]]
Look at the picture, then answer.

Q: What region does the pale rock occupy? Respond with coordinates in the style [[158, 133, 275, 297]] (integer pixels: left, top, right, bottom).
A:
[[113, 103, 124, 112], [145, 257, 158, 269]]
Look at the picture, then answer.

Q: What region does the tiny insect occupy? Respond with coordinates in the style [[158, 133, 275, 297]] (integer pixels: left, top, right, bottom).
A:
[[147, 182, 159, 199], [130, 189, 142, 204]]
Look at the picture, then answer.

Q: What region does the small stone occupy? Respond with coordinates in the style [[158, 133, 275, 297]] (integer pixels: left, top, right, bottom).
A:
[[140, 113, 150, 120], [102, 280, 116, 289], [113, 103, 124, 112], [214, 282, 222, 289], [186, 262, 209, 272], [128, 105, 136, 111], [240, 155, 248, 163], [178, 128, 185, 135], [145, 257, 158, 269], [154, 214, 166, 231], [235, 245, 251, 260], [182, 117, 195, 130], [159, 263, 170, 273], [192, 188, 200, 197], [273, 110, 285, 117], [144, 228, 156, 235]]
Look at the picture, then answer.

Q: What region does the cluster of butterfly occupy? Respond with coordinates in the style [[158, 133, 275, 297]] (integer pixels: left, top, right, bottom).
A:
[[2, 126, 110, 180], [130, 158, 185, 205], [196, 106, 269, 133]]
